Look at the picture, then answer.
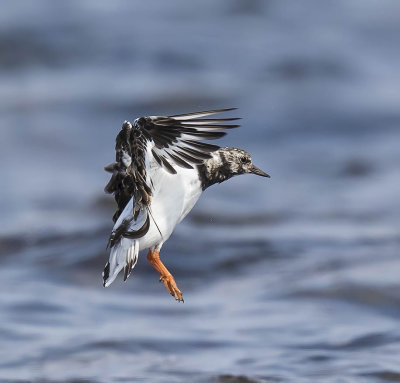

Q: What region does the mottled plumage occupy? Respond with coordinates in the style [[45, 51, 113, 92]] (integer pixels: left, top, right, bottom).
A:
[[197, 147, 268, 189], [103, 109, 269, 301]]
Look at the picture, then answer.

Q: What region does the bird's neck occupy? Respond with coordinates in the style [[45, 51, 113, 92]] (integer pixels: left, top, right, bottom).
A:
[[197, 149, 235, 190]]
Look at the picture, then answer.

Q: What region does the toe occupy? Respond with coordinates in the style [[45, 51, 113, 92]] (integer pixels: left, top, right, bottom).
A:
[[159, 274, 183, 302]]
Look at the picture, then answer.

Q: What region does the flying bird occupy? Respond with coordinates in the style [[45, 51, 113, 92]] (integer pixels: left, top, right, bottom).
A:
[[103, 108, 269, 301]]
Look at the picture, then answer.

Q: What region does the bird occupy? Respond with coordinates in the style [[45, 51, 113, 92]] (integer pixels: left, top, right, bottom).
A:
[[103, 108, 269, 301]]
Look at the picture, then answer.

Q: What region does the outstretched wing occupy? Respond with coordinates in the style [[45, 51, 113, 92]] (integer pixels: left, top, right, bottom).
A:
[[104, 108, 240, 223], [140, 107, 240, 175]]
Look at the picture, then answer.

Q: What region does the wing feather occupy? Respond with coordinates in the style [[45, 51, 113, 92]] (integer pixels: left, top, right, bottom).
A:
[[168, 107, 237, 120], [137, 109, 239, 174], [105, 108, 239, 226]]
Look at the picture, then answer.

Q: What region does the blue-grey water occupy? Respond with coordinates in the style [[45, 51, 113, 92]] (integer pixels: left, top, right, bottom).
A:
[[1, 1, 400, 382]]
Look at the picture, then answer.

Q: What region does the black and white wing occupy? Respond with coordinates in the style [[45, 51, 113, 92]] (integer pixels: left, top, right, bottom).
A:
[[103, 108, 239, 284], [140, 107, 240, 175], [105, 108, 240, 223]]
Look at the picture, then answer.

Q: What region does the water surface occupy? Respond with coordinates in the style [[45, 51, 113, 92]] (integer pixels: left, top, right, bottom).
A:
[[1, 1, 400, 382]]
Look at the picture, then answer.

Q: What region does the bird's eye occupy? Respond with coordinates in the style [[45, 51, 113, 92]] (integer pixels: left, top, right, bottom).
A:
[[240, 156, 248, 164]]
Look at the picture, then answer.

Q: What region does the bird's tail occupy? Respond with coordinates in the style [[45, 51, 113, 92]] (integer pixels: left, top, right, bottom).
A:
[[103, 238, 139, 287]]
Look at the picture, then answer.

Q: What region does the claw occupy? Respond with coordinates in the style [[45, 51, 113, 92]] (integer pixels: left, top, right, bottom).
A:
[[159, 274, 183, 302]]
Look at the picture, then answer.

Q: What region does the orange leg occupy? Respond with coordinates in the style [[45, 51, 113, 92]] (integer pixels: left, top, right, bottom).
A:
[[146, 249, 183, 302]]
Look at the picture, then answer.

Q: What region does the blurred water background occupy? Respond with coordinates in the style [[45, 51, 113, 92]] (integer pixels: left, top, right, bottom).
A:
[[1, 1, 400, 382]]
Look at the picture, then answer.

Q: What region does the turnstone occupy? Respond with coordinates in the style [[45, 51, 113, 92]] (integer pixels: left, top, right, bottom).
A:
[[103, 108, 269, 301]]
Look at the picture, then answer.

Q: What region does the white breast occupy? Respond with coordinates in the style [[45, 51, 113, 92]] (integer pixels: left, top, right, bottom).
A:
[[138, 158, 202, 250], [113, 145, 203, 251]]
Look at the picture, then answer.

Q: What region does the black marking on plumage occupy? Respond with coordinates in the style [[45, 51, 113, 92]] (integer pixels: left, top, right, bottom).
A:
[[197, 148, 247, 190], [180, 117, 239, 123], [124, 261, 133, 281], [168, 107, 238, 119], [180, 124, 239, 129], [107, 219, 129, 248], [104, 121, 134, 222], [102, 262, 110, 287], [129, 126, 151, 214], [123, 263, 130, 281], [107, 214, 150, 248], [104, 109, 240, 247], [104, 162, 117, 173], [181, 140, 220, 152], [151, 149, 162, 166], [172, 149, 205, 164], [123, 247, 138, 281], [177, 146, 213, 160], [184, 131, 226, 140], [136, 109, 239, 174], [123, 215, 150, 239], [160, 155, 177, 174], [167, 152, 193, 169], [105, 121, 151, 222], [104, 119, 152, 225], [197, 160, 233, 190]]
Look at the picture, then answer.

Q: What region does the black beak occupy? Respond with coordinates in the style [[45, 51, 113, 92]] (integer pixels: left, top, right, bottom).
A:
[[250, 165, 270, 178]]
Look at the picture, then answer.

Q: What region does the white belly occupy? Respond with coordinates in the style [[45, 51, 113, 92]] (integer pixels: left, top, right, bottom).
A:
[[138, 166, 202, 250], [105, 144, 204, 287], [111, 143, 203, 252]]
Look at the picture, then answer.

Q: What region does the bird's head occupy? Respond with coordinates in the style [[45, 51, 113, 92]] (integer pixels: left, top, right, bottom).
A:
[[218, 147, 270, 178]]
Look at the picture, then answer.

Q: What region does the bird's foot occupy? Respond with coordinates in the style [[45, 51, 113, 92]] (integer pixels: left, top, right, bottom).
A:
[[147, 249, 184, 302], [160, 274, 183, 302]]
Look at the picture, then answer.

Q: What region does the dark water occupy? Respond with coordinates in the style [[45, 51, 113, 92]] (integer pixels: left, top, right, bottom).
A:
[[1, 1, 400, 382]]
